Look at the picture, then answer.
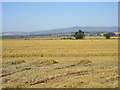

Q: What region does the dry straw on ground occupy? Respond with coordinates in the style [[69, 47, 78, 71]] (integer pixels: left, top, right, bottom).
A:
[[2, 37, 118, 88]]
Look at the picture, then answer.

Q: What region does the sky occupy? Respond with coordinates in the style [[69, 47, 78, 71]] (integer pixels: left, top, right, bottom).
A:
[[2, 2, 118, 32], [0, 2, 2, 33]]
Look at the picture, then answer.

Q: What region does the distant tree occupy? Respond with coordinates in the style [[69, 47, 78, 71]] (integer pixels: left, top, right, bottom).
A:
[[67, 37, 69, 39], [69, 37, 72, 39], [61, 37, 67, 40], [74, 30, 85, 39], [21, 36, 24, 38], [104, 33, 111, 39], [107, 32, 116, 36]]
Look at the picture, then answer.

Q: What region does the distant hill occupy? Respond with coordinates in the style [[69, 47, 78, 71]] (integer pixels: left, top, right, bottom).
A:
[[29, 26, 118, 35], [1, 26, 118, 37]]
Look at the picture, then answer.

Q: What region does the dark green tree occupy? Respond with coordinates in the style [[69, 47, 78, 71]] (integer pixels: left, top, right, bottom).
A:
[[104, 33, 111, 39], [74, 30, 85, 39], [107, 32, 116, 36], [21, 36, 24, 38]]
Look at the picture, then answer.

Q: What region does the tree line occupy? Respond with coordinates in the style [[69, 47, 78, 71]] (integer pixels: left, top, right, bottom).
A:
[[74, 30, 115, 39]]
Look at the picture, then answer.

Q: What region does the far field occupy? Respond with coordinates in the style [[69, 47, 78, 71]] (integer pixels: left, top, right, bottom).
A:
[[2, 37, 119, 88]]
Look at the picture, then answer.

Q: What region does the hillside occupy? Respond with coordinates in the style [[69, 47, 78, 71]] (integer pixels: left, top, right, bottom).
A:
[[1, 26, 118, 37]]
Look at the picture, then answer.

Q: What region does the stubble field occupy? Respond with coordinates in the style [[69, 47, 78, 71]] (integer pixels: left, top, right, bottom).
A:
[[2, 37, 118, 88]]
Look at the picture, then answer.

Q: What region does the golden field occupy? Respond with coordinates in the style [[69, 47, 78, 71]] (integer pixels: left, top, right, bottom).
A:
[[1, 37, 119, 88]]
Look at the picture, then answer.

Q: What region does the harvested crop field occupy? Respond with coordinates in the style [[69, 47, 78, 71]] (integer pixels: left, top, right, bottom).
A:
[[2, 38, 118, 88]]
